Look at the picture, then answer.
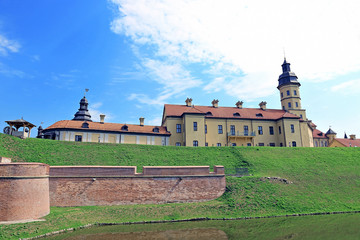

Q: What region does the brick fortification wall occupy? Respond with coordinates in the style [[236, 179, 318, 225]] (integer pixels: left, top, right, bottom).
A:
[[0, 163, 50, 222], [49, 166, 225, 207]]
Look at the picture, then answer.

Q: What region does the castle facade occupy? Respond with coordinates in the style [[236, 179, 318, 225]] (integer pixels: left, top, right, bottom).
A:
[[41, 59, 357, 147]]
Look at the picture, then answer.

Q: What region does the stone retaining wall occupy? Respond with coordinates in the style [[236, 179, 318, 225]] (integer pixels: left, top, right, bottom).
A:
[[49, 166, 225, 207], [0, 162, 225, 222]]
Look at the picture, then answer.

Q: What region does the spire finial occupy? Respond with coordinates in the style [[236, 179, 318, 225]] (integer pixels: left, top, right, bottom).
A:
[[84, 88, 89, 97], [283, 47, 286, 60]]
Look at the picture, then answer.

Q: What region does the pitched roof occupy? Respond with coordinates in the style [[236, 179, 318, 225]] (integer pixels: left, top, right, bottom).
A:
[[164, 104, 300, 120], [5, 119, 36, 128], [313, 129, 328, 139], [44, 120, 170, 135], [325, 128, 337, 135], [334, 138, 360, 147]]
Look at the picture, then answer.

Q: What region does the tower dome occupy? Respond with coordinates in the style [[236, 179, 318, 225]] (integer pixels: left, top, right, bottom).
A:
[[277, 58, 300, 89], [73, 96, 92, 121]]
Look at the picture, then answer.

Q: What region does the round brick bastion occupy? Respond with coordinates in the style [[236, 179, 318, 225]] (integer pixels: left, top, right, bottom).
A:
[[0, 162, 50, 222]]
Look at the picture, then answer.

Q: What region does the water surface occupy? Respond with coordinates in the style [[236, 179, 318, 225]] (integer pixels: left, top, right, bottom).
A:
[[45, 213, 360, 240]]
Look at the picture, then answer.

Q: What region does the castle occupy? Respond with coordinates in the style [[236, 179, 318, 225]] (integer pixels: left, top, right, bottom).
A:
[[40, 59, 358, 147]]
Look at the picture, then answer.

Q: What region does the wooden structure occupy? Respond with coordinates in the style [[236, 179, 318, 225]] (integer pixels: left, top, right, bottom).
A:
[[3, 118, 36, 139]]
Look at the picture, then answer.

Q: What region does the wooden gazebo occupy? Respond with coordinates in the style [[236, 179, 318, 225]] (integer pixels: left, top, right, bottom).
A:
[[4, 118, 36, 139]]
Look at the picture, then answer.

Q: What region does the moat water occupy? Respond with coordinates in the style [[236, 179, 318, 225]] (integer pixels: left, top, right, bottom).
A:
[[45, 213, 360, 240]]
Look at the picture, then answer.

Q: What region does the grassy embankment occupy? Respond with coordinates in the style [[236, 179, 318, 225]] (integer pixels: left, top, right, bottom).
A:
[[0, 133, 359, 239]]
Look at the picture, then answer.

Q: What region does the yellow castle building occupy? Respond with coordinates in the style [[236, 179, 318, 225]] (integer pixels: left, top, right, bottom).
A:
[[161, 59, 314, 147]]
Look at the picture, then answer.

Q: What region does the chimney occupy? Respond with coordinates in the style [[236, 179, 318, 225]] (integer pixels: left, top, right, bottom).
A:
[[100, 114, 105, 124], [259, 101, 267, 110], [349, 134, 356, 140], [139, 117, 145, 126], [212, 99, 219, 108], [185, 98, 192, 107], [235, 101, 243, 109]]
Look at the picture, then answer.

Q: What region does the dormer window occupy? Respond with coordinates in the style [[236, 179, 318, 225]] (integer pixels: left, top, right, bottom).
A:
[[256, 113, 263, 117], [153, 127, 159, 133], [233, 112, 241, 117], [121, 125, 128, 131], [206, 111, 213, 116], [81, 122, 89, 128]]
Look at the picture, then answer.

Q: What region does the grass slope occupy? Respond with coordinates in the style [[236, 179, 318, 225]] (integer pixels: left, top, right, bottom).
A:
[[0, 133, 359, 239]]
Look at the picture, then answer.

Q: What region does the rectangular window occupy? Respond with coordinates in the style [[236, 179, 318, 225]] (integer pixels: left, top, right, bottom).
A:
[[75, 135, 82, 142], [280, 142, 283, 147], [175, 142, 181, 146], [205, 124, 207, 134], [292, 141, 297, 147], [205, 142, 208, 147], [258, 126, 263, 135], [269, 143, 275, 147], [300, 114, 303, 119], [315, 141, 318, 147], [269, 126, 274, 135], [287, 90, 290, 96], [193, 140, 198, 147], [176, 124, 181, 133], [230, 125, 235, 135], [232, 143, 237, 146], [279, 126, 282, 134], [218, 125, 223, 134], [294, 90, 297, 95], [244, 125, 249, 136], [247, 143, 251, 147], [288, 102, 291, 108], [193, 122, 197, 131], [295, 102, 298, 107], [281, 92, 283, 98], [258, 143, 265, 146], [217, 143, 221, 147], [291, 124, 295, 133]]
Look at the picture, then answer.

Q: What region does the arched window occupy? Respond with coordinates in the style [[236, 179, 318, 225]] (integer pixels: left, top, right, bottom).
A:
[[81, 122, 89, 128], [153, 127, 159, 133], [206, 111, 213, 116], [233, 112, 241, 117], [121, 125, 128, 131], [256, 113, 263, 117]]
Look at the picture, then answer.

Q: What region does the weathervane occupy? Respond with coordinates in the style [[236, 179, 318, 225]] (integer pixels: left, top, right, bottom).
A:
[[84, 88, 89, 96]]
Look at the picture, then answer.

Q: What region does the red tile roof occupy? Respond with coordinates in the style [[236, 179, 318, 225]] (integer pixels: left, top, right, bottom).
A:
[[44, 120, 170, 135], [164, 104, 300, 120], [313, 129, 328, 139], [334, 138, 360, 147]]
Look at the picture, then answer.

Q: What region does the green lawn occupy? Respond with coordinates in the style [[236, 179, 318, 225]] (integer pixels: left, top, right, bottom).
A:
[[0, 133, 359, 239]]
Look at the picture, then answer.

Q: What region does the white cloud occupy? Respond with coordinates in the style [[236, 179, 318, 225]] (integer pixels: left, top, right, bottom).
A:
[[331, 79, 360, 94], [88, 102, 114, 122], [128, 59, 202, 105], [0, 62, 25, 78], [0, 34, 20, 56], [110, 0, 360, 100], [146, 116, 162, 126]]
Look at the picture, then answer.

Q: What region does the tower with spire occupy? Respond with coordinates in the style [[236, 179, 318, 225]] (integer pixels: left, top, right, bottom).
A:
[[73, 96, 92, 122], [277, 58, 307, 120]]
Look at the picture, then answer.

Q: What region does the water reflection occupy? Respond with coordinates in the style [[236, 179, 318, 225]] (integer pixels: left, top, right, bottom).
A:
[[46, 213, 360, 240]]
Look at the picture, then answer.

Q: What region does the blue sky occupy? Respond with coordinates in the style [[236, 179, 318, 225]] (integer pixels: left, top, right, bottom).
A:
[[1, 0, 359, 138]]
